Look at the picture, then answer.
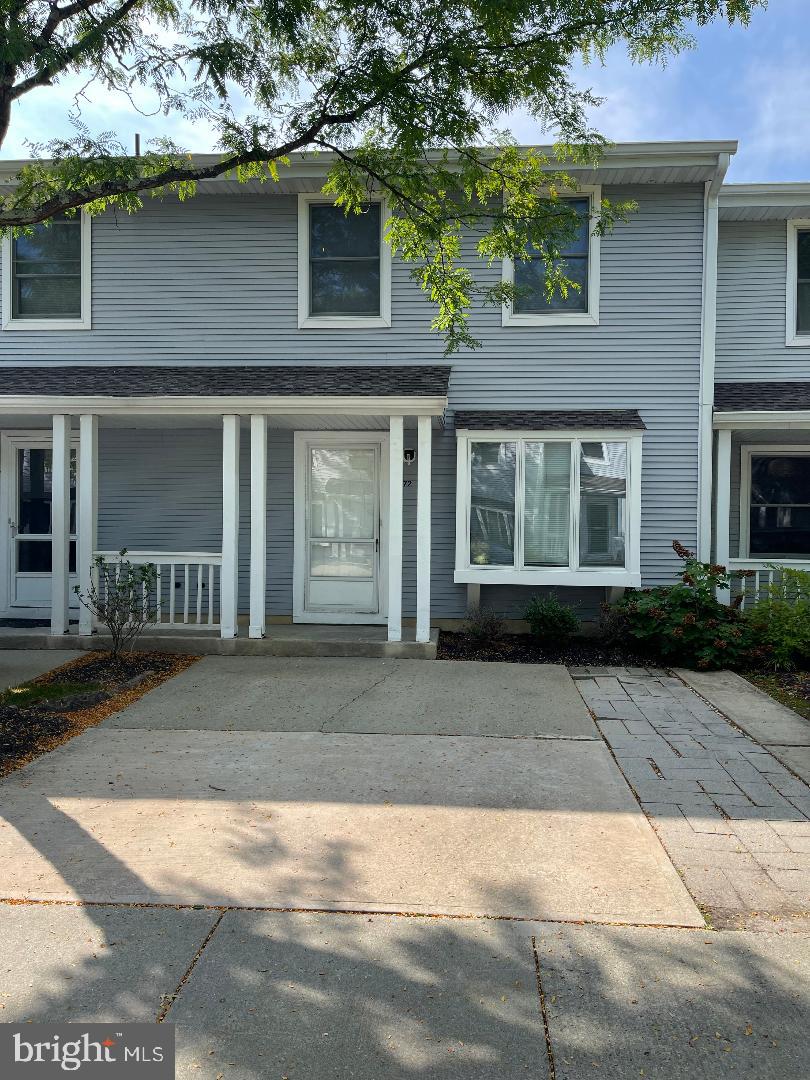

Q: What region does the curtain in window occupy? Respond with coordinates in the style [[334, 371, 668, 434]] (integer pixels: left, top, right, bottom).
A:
[[579, 442, 627, 567], [469, 442, 516, 566], [523, 442, 571, 565]]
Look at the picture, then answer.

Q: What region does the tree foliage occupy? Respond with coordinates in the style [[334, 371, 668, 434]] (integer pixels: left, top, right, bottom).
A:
[[0, 0, 763, 347]]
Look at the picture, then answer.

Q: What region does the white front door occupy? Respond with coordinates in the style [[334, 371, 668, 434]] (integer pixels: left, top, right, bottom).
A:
[[1, 434, 79, 615], [294, 433, 388, 623]]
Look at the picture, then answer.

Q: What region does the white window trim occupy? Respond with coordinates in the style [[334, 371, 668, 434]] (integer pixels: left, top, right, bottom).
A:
[[2, 212, 92, 331], [297, 193, 391, 329], [739, 444, 810, 562], [502, 186, 601, 328], [454, 427, 642, 587], [786, 218, 810, 347]]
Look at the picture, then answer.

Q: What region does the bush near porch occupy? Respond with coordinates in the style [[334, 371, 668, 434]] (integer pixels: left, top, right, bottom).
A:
[[441, 541, 810, 686]]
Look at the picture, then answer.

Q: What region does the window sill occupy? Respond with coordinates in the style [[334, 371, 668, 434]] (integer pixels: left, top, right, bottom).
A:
[[502, 309, 599, 328], [785, 334, 810, 347], [298, 315, 391, 330], [3, 317, 91, 331], [454, 567, 640, 587]]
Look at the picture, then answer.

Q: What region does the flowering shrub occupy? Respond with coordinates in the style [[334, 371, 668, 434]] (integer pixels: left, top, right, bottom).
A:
[[612, 541, 764, 670]]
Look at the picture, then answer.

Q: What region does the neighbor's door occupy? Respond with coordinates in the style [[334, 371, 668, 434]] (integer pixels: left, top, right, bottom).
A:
[[3, 438, 78, 612], [296, 436, 388, 622]]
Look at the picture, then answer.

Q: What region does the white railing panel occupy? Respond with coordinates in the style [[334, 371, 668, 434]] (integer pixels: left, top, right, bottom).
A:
[[727, 559, 810, 608], [92, 550, 223, 628]]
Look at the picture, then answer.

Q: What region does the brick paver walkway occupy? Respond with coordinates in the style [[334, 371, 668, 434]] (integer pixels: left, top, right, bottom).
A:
[[572, 667, 810, 930]]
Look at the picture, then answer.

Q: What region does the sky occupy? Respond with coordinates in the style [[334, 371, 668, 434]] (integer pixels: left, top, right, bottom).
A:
[[3, 0, 809, 183]]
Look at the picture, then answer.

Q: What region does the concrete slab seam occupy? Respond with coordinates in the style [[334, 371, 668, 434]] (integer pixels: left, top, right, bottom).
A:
[[531, 934, 557, 1080], [156, 909, 225, 1023]]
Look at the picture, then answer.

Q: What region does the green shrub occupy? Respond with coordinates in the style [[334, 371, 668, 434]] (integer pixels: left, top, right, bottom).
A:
[[746, 567, 810, 671], [612, 540, 762, 671], [462, 605, 505, 645], [524, 594, 580, 645]]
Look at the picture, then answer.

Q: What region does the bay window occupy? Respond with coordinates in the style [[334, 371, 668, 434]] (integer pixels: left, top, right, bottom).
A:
[[457, 430, 641, 586]]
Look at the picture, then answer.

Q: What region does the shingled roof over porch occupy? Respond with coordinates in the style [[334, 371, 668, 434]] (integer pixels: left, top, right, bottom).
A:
[[0, 364, 451, 398]]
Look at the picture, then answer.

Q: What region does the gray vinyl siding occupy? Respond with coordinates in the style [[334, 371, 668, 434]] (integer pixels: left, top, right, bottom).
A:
[[716, 220, 810, 381], [4, 184, 706, 609]]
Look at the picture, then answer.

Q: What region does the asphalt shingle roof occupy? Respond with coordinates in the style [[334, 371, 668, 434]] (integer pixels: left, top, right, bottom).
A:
[[0, 365, 451, 398], [453, 409, 645, 431], [714, 382, 810, 412]]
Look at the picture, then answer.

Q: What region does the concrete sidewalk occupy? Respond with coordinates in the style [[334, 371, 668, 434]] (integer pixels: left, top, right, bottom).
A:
[[0, 725, 699, 923], [1, 903, 807, 1079]]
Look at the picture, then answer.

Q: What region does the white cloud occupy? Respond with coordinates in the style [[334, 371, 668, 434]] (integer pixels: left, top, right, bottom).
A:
[[735, 57, 810, 180]]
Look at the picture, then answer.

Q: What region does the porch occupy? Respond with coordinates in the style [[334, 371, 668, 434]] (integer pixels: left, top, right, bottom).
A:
[[0, 365, 450, 648], [714, 381, 810, 603], [0, 621, 439, 659]]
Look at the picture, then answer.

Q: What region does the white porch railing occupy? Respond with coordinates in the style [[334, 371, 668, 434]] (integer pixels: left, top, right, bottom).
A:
[[93, 550, 223, 627], [727, 559, 810, 609]]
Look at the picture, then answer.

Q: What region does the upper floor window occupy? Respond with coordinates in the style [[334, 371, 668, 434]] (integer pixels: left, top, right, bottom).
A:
[[2, 213, 91, 331], [502, 187, 600, 328], [786, 219, 810, 346], [454, 429, 641, 587], [298, 195, 391, 329]]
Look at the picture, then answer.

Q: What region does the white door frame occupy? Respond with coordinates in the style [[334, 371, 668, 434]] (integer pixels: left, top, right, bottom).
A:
[[0, 429, 80, 618], [293, 431, 390, 624]]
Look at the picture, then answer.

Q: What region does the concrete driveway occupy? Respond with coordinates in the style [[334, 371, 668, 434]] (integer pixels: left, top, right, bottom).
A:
[[0, 656, 699, 924], [2, 653, 809, 1078]]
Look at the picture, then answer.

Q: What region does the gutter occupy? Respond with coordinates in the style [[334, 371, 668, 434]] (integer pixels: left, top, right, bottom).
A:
[[697, 151, 732, 561]]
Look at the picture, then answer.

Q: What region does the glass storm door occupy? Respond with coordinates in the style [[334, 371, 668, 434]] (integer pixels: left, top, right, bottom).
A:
[[305, 444, 380, 615], [11, 444, 78, 608]]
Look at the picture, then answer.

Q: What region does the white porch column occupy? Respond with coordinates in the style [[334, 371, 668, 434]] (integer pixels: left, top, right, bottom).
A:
[[715, 429, 732, 604], [50, 414, 72, 635], [387, 415, 404, 642], [415, 415, 432, 643], [221, 415, 241, 637], [249, 414, 267, 638], [77, 414, 98, 636]]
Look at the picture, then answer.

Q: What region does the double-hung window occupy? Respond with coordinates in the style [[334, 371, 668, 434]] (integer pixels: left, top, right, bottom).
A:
[[743, 448, 810, 558], [455, 429, 642, 586], [503, 187, 600, 327], [787, 219, 810, 345], [298, 195, 391, 328], [2, 212, 91, 330]]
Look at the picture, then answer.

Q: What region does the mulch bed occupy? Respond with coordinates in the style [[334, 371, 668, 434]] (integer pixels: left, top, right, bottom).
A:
[[746, 670, 810, 721], [437, 630, 654, 667], [0, 650, 199, 779]]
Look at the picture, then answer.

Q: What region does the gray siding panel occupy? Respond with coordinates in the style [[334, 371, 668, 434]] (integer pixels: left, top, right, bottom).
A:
[[717, 220, 810, 381], [6, 184, 707, 605]]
